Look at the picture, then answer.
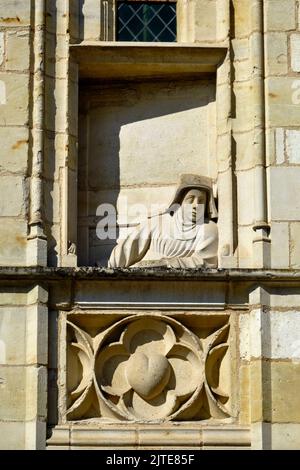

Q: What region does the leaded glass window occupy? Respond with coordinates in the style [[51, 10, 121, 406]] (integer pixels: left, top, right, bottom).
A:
[[117, 1, 177, 42]]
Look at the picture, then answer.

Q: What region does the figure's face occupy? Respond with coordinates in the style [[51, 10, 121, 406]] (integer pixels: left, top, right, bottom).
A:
[[182, 189, 207, 223]]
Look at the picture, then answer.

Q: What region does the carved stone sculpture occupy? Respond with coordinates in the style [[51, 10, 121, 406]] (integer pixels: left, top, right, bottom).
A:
[[66, 314, 231, 422], [108, 174, 218, 268]]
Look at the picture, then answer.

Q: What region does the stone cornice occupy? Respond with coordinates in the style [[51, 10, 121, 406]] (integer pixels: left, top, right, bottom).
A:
[[0, 267, 300, 282]]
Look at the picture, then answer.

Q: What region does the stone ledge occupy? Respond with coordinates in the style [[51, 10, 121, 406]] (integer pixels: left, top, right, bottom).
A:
[[0, 267, 300, 282], [70, 42, 227, 80], [47, 424, 251, 449]]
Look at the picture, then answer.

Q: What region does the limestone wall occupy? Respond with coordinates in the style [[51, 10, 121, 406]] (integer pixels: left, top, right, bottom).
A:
[[0, 0, 31, 266]]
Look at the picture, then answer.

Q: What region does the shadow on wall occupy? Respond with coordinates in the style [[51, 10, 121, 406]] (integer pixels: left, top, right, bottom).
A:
[[78, 78, 217, 266]]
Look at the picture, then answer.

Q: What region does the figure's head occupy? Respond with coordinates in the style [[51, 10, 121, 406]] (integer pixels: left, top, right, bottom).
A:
[[167, 174, 218, 221], [181, 188, 207, 223]]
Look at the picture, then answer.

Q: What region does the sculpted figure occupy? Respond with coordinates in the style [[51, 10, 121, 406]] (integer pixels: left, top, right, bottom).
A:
[[108, 174, 218, 268]]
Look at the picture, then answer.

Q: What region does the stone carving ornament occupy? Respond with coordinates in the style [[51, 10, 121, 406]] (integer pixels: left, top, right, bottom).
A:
[[66, 315, 230, 422], [108, 174, 218, 268]]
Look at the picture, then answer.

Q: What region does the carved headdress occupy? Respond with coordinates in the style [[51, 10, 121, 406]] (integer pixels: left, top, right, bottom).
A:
[[167, 174, 218, 219]]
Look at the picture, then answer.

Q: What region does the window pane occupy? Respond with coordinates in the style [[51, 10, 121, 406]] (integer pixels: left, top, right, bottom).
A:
[[117, 1, 177, 42]]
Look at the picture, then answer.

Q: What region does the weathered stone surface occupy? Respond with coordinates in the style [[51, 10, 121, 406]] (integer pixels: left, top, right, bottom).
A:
[[275, 128, 285, 164], [6, 30, 30, 71], [271, 423, 300, 450], [239, 314, 250, 361], [290, 223, 300, 268], [0, 307, 26, 364], [269, 167, 300, 220], [0, 365, 47, 421], [0, 73, 29, 126], [266, 77, 300, 127], [0, 0, 31, 26], [194, 0, 216, 41], [248, 309, 300, 360], [0, 220, 27, 266], [265, 0, 296, 31], [0, 176, 25, 217], [0, 366, 27, 420], [265, 33, 288, 75], [233, 0, 251, 39], [286, 130, 300, 164], [271, 222, 289, 268], [290, 34, 300, 72], [268, 362, 300, 423], [237, 169, 255, 226], [0, 422, 25, 450], [0, 32, 4, 66], [0, 126, 28, 174]]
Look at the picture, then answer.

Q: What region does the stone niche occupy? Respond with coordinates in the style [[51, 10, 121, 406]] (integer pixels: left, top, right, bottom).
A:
[[74, 44, 225, 266]]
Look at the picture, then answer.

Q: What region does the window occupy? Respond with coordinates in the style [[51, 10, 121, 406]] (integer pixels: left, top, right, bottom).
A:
[[117, 1, 177, 42]]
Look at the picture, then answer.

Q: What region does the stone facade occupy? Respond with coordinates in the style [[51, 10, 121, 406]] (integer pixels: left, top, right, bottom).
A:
[[0, 0, 299, 450]]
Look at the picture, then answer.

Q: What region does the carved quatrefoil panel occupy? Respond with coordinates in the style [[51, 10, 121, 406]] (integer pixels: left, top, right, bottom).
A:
[[65, 314, 232, 422]]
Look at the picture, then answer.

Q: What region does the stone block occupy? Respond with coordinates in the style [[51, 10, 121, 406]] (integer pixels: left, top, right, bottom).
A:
[[232, 38, 249, 61], [290, 222, 300, 268], [0, 176, 25, 217], [0, 366, 27, 420], [237, 169, 255, 226], [194, 0, 216, 42], [234, 58, 252, 82], [0, 287, 28, 306], [270, 222, 289, 268], [232, 81, 254, 133], [82, 0, 102, 40], [249, 360, 263, 422], [0, 421, 25, 450], [46, 0, 68, 35], [239, 314, 250, 361], [271, 423, 300, 450], [286, 130, 300, 164], [238, 226, 254, 268], [251, 361, 300, 423], [268, 362, 300, 423], [0, 72, 29, 126], [275, 128, 285, 164], [25, 420, 46, 450], [248, 309, 300, 360], [0, 219, 27, 266], [0, 307, 26, 364], [269, 167, 300, 220], [44, 180, 60, 224], [0, 32, 4, 66], [26, 304, 48, 365], [269, 289, 300, 308], [0, 126, 29, 174], [266, 128, 276, 166], [45, 77, 68, 133], [27, 285, 48, 305], [265, 33, 288, 75], [233, 0, 251, 39], [265, 0, 296, 31], [239, 364, 250, 425], [0, 0, 31, 26], [266, 77, 300, 127], [26, 236, 47, 268], [6, 30, 30, 71], [234, 130, 256, 170], [290, 34, 300, 72]]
